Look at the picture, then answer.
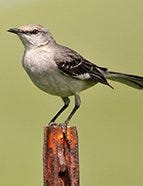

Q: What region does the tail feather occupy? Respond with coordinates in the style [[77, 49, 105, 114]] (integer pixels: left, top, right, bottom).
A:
[[105, 71, 143, 90]]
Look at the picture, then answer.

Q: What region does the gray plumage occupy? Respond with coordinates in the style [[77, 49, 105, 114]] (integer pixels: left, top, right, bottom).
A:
[[7, 24, 143, 128]]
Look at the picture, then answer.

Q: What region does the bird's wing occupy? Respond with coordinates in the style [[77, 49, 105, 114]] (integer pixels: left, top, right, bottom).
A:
[[55, 46, 112, 87]]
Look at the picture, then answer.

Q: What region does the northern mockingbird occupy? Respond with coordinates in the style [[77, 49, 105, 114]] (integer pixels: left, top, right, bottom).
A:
[[8, 24, 143, 130]]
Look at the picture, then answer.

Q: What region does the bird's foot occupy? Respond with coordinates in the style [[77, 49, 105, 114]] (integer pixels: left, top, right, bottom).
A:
[[59, 122, 70, 149], [59, 122, 67, 134], [48, 122, 58, 126]]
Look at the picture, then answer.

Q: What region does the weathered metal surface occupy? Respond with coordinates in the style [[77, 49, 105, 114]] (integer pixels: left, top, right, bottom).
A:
[[43, 126, 79, 186]]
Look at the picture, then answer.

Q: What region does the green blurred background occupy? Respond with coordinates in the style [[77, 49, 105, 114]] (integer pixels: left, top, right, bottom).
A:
[[0, 0, 143, 185]]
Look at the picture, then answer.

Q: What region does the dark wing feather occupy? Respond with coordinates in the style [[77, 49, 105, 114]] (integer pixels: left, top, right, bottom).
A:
[[55, 45, 112, 87]]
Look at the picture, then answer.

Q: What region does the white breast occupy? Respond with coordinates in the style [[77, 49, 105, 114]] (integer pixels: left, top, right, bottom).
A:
[[22, 47, 95, 97]]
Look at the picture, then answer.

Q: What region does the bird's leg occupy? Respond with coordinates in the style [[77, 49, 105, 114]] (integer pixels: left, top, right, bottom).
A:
[[60, 94, 81, 132], [58, 95, 81, 148], [49, 97, 70, 125]]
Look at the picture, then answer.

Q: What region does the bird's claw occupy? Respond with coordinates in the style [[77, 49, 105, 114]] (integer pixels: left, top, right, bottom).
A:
[[48, 122, 58, 126], [59, 122, 67, 134], [59, 122, 70, 149]]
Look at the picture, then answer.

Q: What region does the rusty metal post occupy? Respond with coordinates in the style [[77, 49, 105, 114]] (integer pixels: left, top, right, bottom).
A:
[[43, 125, 80, 186]]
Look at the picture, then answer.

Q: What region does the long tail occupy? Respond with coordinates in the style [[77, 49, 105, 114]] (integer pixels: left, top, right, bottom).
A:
[[104, 71, 143, 89]]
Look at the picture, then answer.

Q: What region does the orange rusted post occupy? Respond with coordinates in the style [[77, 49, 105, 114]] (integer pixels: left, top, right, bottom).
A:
[[43, 125, 80, 186]]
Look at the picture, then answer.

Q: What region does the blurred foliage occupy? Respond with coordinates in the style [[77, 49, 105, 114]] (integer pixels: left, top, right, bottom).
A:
[[0, 0, 143, 186]]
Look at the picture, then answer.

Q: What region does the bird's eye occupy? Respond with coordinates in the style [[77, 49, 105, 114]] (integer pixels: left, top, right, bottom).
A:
[[30, 29, 39, 34]]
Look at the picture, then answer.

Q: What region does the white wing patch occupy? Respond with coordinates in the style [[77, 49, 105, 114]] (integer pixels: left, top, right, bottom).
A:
[[75, 73, 91, 80]]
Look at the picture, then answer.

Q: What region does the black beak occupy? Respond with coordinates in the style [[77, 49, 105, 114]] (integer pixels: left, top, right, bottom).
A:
[[7, 28, 21, 34]]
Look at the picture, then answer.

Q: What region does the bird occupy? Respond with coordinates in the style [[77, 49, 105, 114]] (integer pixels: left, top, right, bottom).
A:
[[7, 24, 143, 131]]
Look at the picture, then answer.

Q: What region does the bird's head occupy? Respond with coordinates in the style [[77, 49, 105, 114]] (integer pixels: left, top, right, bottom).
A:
[[7, 24, 55, 48]]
